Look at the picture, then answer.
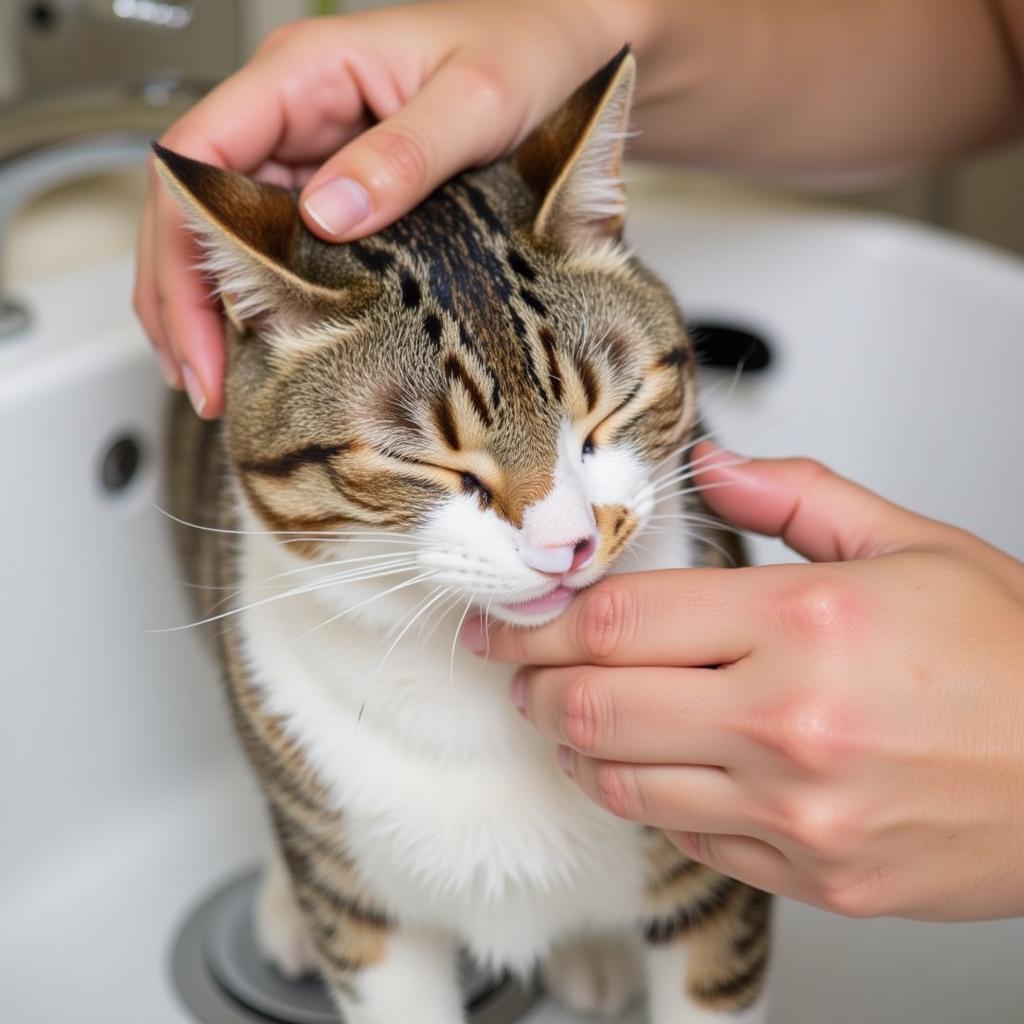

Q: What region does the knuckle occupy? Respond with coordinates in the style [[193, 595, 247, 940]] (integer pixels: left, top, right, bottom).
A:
[[779, 797, 853, 858], [775, 698, 848, 775], [366, 127, 433, 189], [450, 62, 510, 120], [576, 580, 635, 662], [784, 576, 860, 646], [812, 871, 882, 919], [595, 763, 643, 821], [561, 673, 608, 755], [791, 457, 830, 487]]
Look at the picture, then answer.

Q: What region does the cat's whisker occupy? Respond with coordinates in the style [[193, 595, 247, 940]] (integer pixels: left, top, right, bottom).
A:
[[298, 571, 439, 640], [372, 585, 454, 679], [287, 534, 428, 548], [677, 480, 743, 500], [203, 555, 422, 615], [203, 556, 419, 615], [645, 513, 745, 537], [153, 562, 424, 633], [414, 585, 460, 645], [646, 461, 751, 499], [449, 599, 475, 688], [645, 459, 719, 493], [380, 583, 445, 643], [692, 350, 751, 408], [482, 595, 495, 662], [643, 525, 738, 566], [649, 429, 716, 475], [153, 503, 425, 546], [645, 452, 750, 492], [257, 551, 423, 585], [426, 591, 469, 650]]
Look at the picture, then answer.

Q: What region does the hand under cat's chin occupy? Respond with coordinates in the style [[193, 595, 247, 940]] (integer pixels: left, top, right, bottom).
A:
[[489, 550, 621, 628]]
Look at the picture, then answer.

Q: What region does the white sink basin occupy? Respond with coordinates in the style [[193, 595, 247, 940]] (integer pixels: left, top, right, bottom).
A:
[[2, 187, 1023, 1024]]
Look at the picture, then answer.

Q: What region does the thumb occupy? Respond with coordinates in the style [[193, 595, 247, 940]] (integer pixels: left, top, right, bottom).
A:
[[692, 442, 943, 562], [299, 60, 520, 241]]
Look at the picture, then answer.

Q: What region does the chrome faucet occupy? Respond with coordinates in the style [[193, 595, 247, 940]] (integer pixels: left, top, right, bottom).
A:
[[0, 79, 210, 339], [0, 0, 245, 338]]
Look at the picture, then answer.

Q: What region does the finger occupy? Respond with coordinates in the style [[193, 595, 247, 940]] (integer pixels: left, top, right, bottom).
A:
[[300, 58, 518, 240], [151, 174, 225, 419], [668, 831, 801, 901], [133, 199, 180, 389], [565, 756, 766, 838], [520, 665, 749, 766], [157, 63, 351, 177], [468, 570, 768, 667], [692, 442, 944, 561]]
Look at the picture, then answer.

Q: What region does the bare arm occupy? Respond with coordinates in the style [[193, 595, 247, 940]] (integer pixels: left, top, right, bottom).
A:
[[618, 0, 1024, 174], [138, 0, 1024, 413]]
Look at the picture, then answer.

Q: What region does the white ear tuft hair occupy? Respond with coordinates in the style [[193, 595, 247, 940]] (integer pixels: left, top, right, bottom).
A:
[[521, 48, 637, 249], [152, 144, 347, 332], [173, 201, 279, 329]]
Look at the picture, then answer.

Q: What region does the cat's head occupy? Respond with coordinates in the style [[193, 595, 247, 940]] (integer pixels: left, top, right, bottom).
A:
[[157, 48, 697, 627]]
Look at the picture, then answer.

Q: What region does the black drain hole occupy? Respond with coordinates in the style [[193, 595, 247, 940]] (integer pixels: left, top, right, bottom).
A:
[[171, 871, 540, 1024], [689, 321, 774, 373], [100, 435, 144, 494], [24, 1, 58, 31]]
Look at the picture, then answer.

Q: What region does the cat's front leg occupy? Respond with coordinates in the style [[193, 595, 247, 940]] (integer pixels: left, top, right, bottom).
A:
[[541, 932, 642, 1017], [255, 842, 321, 979], [643, 834, 771, 1023], [265, 807, 465, 1024], [325, 926, 464, 1024], [644, 938, 768, 1024]]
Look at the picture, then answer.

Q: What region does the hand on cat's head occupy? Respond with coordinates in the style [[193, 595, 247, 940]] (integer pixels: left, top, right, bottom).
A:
[[148, 46, 706, 631], [133, 1, 632, 418]]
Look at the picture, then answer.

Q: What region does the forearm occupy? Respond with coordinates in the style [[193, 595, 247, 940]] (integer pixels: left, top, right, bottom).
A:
[[592, 0, 1024, 174]]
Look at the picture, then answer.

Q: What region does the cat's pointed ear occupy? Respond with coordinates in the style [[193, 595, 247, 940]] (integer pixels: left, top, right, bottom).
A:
[[515, 46, 636, 249], [152, 143, 347, 330]]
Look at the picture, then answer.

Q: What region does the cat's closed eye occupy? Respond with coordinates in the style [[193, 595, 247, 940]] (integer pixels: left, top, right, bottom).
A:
[[460, 472, 492, 509]]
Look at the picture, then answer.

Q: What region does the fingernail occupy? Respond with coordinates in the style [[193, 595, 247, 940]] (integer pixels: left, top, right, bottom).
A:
[[303, 177, 371, 237], [557, 745, 574, 777], [182, 364, 207, 417], [510, 670, 526, 711], [459, 616, 486, 655], [156, 350, 181, 389]]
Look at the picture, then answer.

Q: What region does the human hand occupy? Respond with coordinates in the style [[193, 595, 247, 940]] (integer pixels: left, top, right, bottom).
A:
[[464, 443, 1024, 922], [134, 0, 638, 416]]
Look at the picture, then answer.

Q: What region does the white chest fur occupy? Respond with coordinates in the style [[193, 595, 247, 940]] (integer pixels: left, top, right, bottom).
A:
[[235, 508, 693, 972]]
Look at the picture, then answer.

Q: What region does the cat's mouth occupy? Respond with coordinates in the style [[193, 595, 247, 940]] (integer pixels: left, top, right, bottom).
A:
[[498, 585, 577, 621]]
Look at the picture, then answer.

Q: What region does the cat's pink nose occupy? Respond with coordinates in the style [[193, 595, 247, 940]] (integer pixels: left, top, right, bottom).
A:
[[569, 535, 597, 572], [520, 535, 597, 577]]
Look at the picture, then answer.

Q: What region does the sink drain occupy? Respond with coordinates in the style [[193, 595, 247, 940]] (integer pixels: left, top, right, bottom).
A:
[[171, 870, 540, 1024]]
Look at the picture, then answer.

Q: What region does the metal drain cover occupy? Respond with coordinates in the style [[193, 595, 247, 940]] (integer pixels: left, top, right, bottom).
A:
[[171, 870, 539, 1024]]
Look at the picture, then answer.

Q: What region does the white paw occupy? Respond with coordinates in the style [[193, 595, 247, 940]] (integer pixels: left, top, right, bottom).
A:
[[542, 934, 642, 1018], [254, 862, 320, 980]]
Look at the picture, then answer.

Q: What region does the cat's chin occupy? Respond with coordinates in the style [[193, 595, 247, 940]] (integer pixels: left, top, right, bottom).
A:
[[490, 584, 578, 628]]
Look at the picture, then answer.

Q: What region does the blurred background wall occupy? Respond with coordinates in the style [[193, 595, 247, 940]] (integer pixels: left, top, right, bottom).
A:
[[5, 0, 1024, 291]]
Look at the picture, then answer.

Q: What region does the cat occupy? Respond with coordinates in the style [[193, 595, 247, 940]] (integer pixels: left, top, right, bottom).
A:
[[159, 47, 771, 1024]]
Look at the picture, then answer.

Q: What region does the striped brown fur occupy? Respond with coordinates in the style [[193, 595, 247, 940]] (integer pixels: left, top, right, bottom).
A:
[[160, 45, 770, 1021]]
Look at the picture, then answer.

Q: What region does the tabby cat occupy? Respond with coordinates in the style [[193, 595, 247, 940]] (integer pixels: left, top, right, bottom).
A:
[[160, 48, 771, 1024]]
